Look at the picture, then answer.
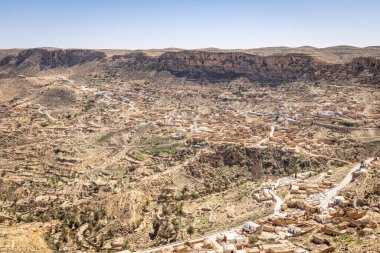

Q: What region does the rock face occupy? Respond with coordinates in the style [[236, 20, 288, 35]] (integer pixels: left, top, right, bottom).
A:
[[115, 51, 380, 84], [156, 51, 319, 83], [0, 48, 106, 70], [1, 48, 380, 84]]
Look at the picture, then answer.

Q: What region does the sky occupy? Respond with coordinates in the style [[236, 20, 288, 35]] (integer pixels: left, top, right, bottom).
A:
[[0, 0, 379, 49]]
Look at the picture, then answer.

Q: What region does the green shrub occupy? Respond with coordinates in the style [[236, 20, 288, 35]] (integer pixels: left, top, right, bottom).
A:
[[337, 121, 355, 127], [249, 236, 259, 245]]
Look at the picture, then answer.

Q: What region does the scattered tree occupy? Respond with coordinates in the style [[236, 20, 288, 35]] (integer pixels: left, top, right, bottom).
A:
[[122, 239, 129, 250], [171, 218, 181, 238], [187, 225, 194, 238], [152, 219, 160, 236], [158, 223, 173, 242]]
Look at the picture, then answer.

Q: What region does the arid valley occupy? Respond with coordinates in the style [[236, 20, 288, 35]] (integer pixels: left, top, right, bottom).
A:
[[0, 46, 380, 253]]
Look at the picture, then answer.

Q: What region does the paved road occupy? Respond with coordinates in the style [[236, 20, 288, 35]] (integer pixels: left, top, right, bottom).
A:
[[318, 157, 374, 210], [271, 191, 284, 215], [268, 171, 311, 216], [130, 227, 238, 253]]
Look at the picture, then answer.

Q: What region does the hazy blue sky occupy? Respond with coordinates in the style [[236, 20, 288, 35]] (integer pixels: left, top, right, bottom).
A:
[[0, 0, 379, 49]]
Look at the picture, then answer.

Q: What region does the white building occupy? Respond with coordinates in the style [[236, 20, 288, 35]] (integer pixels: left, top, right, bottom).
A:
[[242, 221, 262, 234]]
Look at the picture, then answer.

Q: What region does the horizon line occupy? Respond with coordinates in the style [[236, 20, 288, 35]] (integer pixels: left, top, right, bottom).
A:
[[1, 45, 380, 51]]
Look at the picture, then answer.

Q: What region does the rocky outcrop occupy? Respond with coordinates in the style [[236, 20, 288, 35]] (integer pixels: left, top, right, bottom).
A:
[[114, 51, 380, 84], [184, 143, 326, 179], [0, 55, 14, 66], [156, 51, 320, 83], [1, 48, 379, 84], [0, 48, 106, 70]]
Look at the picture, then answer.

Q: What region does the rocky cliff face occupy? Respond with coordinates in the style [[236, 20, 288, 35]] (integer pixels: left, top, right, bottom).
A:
[[1, 48, 379, 84], [0, 48, 106, 71], [157, 51, 322, 83], [18, 48, 106, 68], [114, 51, 321, 83], [114, 51, 380, 84], [343, 57, 380, 83]]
